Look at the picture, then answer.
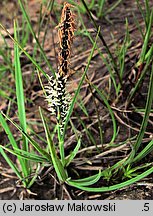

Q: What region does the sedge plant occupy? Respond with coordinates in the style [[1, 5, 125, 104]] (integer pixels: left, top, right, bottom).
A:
[[0, 0, 153, 194]]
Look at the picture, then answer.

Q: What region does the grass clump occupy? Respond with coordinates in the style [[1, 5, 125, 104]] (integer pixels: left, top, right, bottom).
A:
[[0, 0, 153, 198]]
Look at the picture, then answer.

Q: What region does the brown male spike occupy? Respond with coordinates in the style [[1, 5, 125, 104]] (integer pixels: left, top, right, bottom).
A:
[[57, 2, 75, 77]]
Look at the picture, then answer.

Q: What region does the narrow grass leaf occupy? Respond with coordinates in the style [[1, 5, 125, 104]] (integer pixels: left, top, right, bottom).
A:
[[137, 9, 153, 66], [39, 107, 68, 182], [80, 0, 122, 86], [68, 165, 153, 192], [133, 140, 153, 163], [65, 138, 81, 167], [18, 0, 55, 77], [0, 111, 27, 176], [0, 147, 25, 186], [0, 112, 18, 149], [27, 163, 41, 188], [126, 50, 152, 107], [92, 84, 117, 143], [0, 23, 48, 79], [0, 145, 47, 163], [134, 62, 153, 153], [1, 112, 51, 161], [77, 8, 118, 95], [76, 113, 96, 146], [14, 21, 28, 152], [67, 170, 101, 186], [68, 158, 126, 186], [97, 0, 105, 18], [104, 0, 122, 16]]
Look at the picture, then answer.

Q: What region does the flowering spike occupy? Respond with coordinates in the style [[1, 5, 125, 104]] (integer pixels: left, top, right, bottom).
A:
[[46, 2, 75, 134]]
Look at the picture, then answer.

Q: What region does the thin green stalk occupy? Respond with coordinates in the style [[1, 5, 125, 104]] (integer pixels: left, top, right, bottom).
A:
[[91, 84, 117, 143], [137, 9, 153, 66], [103, 0, 122, 16], [18, 0, 55, 77], [133, 140, 153, 163], [86, 75, 104, 145], [62, 27, 101, 139], [57, 111, 65, 166], [80, 0, 122, 86], [126, 48, 152, 108], [0, 23, 48, 79], [77, 8, 118, 95], [97, 0, 105, 18], [134, 62, 153, 153]]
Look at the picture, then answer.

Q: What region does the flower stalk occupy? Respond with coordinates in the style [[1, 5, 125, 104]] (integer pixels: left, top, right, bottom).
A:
[[46, 2, 75, 163]]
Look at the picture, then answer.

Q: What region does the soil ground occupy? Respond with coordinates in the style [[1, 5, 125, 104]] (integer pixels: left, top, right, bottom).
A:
[[0, 0, 153, 199]]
